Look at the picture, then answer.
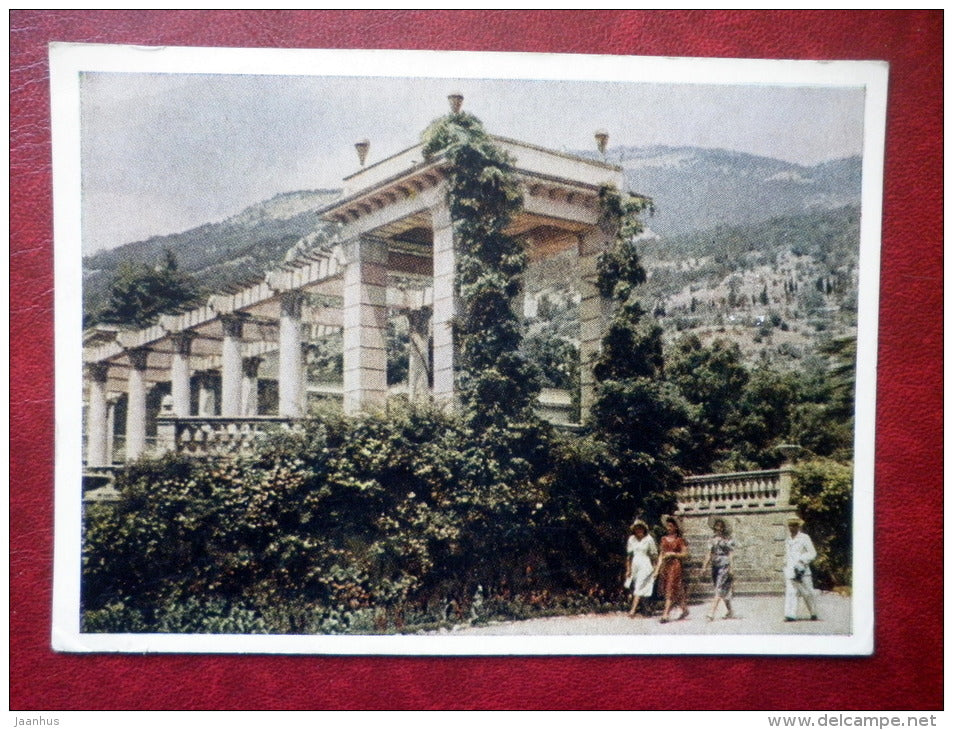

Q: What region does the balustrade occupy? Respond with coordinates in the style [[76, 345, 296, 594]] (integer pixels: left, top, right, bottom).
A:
[[156, 415, 294, 458], [678, 467, 792, 513]]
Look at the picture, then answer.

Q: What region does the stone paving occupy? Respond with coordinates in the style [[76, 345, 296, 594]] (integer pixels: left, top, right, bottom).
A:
[[446, 591, 852, 636]]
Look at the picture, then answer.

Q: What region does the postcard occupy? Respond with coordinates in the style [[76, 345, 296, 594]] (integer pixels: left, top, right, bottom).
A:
[[50, 43, 887, 655]]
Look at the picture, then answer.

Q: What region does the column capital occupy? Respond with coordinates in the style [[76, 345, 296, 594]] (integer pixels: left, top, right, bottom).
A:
[[127, 348, 150, 371], [430, 197, 453, 230], [341, 236, 389, 265], [280, 290, 305, 318], [170, 331, 195, 355], [242, 355, 262, 378], [219, 313, 248, 339], [86, 361, 110, 382]]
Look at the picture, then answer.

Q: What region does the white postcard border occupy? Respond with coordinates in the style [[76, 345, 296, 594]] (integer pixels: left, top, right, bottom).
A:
[[50, 43, 887, 656]]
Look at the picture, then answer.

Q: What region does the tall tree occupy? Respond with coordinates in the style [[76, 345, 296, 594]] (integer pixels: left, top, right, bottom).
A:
[[666, 335, 750, 472], [91, 250, 203, 328]]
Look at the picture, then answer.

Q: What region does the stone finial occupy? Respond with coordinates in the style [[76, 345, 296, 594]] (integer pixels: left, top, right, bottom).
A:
[[594, 129, 609, 155], [355, 139, 370, 167], [448, 93, 464, 114]]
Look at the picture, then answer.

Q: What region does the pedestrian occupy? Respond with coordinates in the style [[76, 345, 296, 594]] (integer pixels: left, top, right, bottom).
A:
[[701, 516, 735, 621], [784, 516, 819, 621], [655, 515, 689, 623], [624, 519, 658, 617]]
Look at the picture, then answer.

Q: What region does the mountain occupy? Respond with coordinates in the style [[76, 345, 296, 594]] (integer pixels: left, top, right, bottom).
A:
[[83, 189, 341, 317], [591, 145, 861, 237], [522, 203, 860, 372], [82, 147, 863, 345]]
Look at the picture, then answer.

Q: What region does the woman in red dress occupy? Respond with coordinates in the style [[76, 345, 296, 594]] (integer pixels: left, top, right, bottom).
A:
[[655, 515, 689, 623]]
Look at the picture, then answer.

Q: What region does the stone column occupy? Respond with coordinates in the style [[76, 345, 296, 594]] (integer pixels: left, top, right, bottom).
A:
[[342, 237, 389, 414], [431, 200, 458, 407], [406, 307, 431, 404], [279, 291, 305, 418], [125, 349, 149, 462], [578, 228, 610, 422], [169, 333, 193, 417], [106, 398, 116, 465], [85, 362, 110, 467], [241, 356, 262, 416], [220, 314, 245, 417], [197, 370, 217, 416]]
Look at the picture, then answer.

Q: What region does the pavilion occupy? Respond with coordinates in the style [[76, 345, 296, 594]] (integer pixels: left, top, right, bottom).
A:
[[82, 103, 623, 467]]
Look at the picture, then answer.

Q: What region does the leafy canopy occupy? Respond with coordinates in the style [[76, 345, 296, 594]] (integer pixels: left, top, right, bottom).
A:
[[91, 250, 204, 328]]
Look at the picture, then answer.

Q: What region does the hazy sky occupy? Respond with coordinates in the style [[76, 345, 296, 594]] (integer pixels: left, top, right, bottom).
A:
[[80, 72, 866, 254]]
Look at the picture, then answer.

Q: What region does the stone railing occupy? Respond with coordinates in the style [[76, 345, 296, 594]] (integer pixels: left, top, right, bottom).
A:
[[156, 415, 294, 458], [677, 466, 793, 514]]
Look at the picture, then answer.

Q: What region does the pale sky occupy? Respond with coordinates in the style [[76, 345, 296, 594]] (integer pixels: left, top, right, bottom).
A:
[[80, 72, 866, 254]]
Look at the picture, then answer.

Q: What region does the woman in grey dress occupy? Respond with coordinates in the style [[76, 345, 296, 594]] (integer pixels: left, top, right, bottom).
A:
[[701, 517, 735, 620]]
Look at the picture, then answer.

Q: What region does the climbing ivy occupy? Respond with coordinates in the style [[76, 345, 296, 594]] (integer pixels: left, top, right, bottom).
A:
[[421, 112, 540, 431], [595, 185, 653, 301], [589, 184, 686, 523], [591, 184, 659, 382]]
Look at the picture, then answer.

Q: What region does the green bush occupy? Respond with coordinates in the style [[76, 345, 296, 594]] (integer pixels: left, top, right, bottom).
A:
[[792, 458, 853, 589], [82, 400, 680, 633]]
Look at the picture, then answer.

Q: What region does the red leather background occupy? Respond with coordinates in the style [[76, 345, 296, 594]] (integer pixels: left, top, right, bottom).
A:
[[10, 10, 942, 710]]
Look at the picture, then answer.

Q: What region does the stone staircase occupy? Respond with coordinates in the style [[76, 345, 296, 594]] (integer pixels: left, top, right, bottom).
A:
[[676, 463, 800, 597]]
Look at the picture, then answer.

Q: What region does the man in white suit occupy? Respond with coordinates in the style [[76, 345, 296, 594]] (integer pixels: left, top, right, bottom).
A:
[[784, 516, 819, 621]]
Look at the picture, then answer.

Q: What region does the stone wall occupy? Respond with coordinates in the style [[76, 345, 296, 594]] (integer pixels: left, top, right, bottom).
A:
[[677, 466, 798, 596]]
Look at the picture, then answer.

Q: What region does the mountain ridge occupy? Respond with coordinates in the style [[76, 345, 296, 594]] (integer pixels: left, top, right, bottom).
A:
[[82, 146, 862, 327]]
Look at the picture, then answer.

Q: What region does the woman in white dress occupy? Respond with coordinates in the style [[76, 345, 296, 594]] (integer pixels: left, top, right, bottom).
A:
[[624, 519, 658, 617]]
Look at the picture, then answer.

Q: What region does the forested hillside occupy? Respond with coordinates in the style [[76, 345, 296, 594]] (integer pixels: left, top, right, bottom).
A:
[[82, 147, 861, 325], [83, 189, 341, 319], [641, 205, 861, 365]]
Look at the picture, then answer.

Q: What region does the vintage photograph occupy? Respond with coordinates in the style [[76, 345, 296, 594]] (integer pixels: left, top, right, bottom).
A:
[[52, 45, 886, 655]]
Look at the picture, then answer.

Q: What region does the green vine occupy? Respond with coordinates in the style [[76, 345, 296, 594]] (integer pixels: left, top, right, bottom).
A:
[[595, 185, 654, 301], [588, 183, 683, 519], [591, 184, 660, 383], [421, 112, 540, 431]]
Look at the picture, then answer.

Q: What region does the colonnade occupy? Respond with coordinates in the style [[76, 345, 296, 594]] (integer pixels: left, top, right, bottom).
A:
[[83, 131, 622, 468]]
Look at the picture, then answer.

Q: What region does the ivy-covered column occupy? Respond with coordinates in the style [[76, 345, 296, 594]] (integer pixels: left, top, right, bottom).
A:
[[422, 108, 538, 429], [430, 200, 457, 407], [578, 228, 609, 421], [125, 348, 150, 461], [342, 237, 389, 414], [85, 362, 110, 467]]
